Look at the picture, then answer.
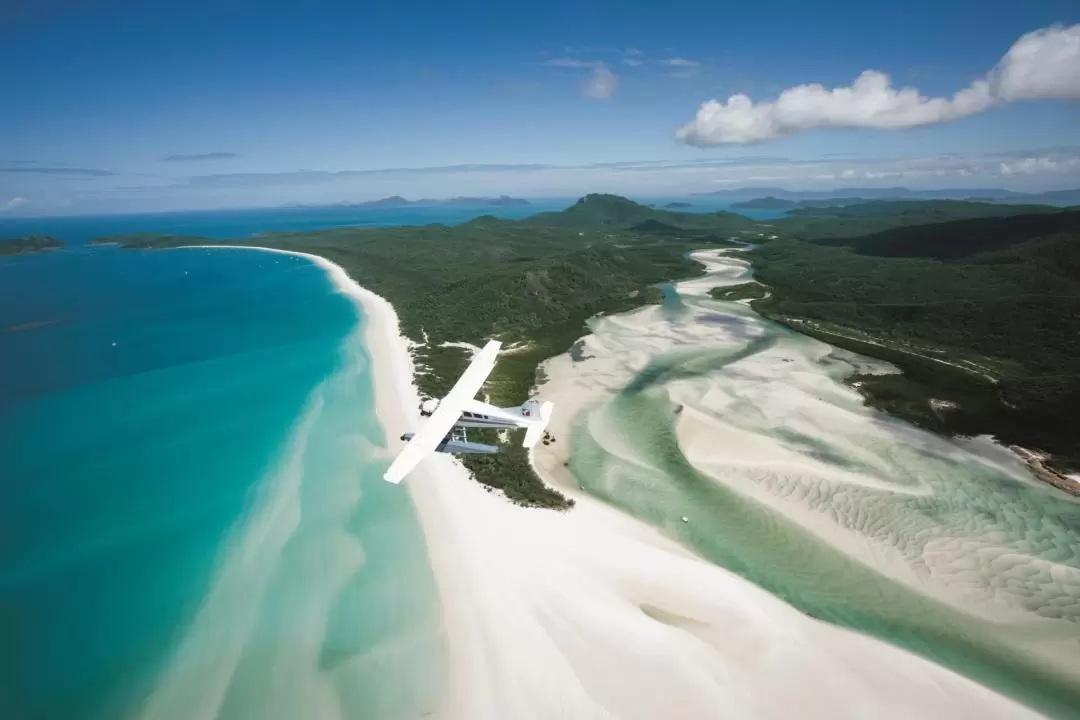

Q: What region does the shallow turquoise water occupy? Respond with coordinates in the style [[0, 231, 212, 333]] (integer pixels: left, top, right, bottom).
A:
[[568, 287, 1080, 719], [1, 246, 440, 719]]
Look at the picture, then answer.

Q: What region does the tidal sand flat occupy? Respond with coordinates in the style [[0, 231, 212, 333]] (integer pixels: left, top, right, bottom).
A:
[[0, 247, 442, 720], [532, 250, 1080, 718], [4, 243, 1070, 720], [327, 252, 1041, 720]]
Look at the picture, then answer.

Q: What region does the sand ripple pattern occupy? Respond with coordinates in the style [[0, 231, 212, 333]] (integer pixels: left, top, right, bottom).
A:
[[557, 252, 1080, 717]]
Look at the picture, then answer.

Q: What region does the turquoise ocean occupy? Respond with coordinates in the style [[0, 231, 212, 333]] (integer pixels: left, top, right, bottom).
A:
[[0, 198, 785, 719], [0, 231, 446, 718]]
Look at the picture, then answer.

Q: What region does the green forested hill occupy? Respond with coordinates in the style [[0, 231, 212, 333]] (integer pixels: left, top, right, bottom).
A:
[[811, 208, 1080, 259], [786, 199, 1060, 220], [752, 211, 1080, 471], [769, 200, 1068, 240], [530, 193, 756, 233]]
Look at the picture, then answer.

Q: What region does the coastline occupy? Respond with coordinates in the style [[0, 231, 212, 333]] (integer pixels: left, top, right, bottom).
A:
[[205, 245, 1037, 719]]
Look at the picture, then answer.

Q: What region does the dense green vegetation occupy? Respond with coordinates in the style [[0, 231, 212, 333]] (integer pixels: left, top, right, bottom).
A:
[[784, 199, 1061, 220], [768, 200, 1069, 240], [708, 282, 768, 301], [751, 209, 1080, 472], [95, 193, 1080, 498], [530, 193, 754, 233], [0, 235, 62, 256]]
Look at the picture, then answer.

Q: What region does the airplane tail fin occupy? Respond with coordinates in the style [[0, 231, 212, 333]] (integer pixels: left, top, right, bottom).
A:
[[522, 400, 554, 448]]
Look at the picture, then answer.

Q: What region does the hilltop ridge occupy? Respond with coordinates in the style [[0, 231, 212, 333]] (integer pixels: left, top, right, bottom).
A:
[[529, 193, 754, 232]]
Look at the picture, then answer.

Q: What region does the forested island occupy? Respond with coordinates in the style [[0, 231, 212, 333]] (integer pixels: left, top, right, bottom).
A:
[[93, 194, 1080, 500], [709, 282, 768, 301], [0, 236, 63, 256]]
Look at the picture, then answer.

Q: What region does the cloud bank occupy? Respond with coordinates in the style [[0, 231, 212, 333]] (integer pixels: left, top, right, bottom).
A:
[[677, 24, 1080, 145]]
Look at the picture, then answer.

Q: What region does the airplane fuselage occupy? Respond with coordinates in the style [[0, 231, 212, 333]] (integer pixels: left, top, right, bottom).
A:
[[454, 409, 533, 430], [400, 431, 498, 455]]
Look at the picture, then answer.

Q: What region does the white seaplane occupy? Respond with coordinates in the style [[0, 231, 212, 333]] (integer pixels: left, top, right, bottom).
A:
[[383, 340, 554, 483]]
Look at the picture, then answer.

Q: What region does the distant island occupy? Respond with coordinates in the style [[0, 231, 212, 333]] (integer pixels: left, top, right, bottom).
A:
[[0, 236, 63, 257], [664, 201, 693, 208], [731, 196, 797, 210], [697, 186, 1080, 205], [353, 195, 531, 208], [708, 282, 768, 301]]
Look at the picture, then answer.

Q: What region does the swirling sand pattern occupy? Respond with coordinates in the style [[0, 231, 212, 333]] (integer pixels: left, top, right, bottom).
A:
[[138, 331, 443, 720], [565, 252, 1080, 718]]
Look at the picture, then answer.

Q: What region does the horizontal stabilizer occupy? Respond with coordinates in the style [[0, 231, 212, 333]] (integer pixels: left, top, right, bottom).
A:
[[523, 401, 554, 448]]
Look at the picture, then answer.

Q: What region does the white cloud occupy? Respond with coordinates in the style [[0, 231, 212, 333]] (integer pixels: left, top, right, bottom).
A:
[[1, 197, 28, 212], [665, 57, 700, 67], [544, 58, 618, 99], [584, 63, 618, 98], [999, 155, 1080, 175], [677, 23, 1079, 145], [623, 57, 644, 67], [991, 24, 1080, 101], [678, 71, 994, 144]]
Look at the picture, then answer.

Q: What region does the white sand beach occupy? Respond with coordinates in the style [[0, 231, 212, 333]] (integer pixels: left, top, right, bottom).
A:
[[174, 247, 1044, 719], [301, 246, 1041, 720]]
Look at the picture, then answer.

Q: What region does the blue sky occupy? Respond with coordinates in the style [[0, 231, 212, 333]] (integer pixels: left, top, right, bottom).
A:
[[2, 0, 1078, 215]]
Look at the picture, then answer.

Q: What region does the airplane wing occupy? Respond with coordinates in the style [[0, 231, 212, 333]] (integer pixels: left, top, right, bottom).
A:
[[383, 340, 502, 483]]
